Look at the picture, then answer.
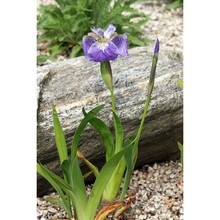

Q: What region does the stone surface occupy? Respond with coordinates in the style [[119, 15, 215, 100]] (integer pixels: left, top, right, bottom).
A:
[[37, 46, 183, 196]]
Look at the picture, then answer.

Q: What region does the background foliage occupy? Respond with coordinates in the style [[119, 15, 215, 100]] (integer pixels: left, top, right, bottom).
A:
[[165, 0, 183, 9], [37, 0, 149, 64]]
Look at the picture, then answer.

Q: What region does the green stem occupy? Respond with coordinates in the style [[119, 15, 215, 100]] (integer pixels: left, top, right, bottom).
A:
[[110, 89, 116, 113], [111, 88, 122, 154], [120, 48, 158, 200], [134, 48, 158, 153], [135, 95, 151, 144]]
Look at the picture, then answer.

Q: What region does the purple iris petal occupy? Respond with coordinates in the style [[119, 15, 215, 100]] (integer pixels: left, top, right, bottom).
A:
[[104, 24, 116, 39], [111, 34, 128, 56], [103, 42, 120, 59], [82, 36, 96, 56], [91, 27, 104, 37], [86, 42, 118, 62]]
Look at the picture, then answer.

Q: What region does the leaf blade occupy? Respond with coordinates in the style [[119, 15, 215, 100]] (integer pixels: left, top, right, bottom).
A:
[[52, 104, 68, 164], [86, 143, 133, 219], [71, 104, 104, 160], [37, 163, 73, 218]]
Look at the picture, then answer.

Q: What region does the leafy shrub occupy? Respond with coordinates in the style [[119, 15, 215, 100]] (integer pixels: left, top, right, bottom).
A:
[[37, 0, 149, 64], [165, 0, 183, 9]]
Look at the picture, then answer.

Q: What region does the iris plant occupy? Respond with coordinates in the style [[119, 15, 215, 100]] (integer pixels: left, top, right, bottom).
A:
[[82, 24, 159, 202], [37, 23, 159, 220]]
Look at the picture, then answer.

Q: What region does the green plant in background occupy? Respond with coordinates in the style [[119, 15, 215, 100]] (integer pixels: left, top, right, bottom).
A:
[[37, 0, 149, 64], [178, 142, 183, 167], [165, 0, 183, 10], [177, 79, 183, 168], [37, 23, 159, 219], [177, 79, 183, 87]]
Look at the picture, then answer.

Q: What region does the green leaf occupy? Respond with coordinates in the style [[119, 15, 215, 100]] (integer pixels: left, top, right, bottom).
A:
[[61, 158, 88, 219], [71, 104, 104, 160], [37, 55, 54, 65], [37, 163, 73, 218], [177, 79, 184, 88], [82, 108, 114, 161], [69, 44, 81, 58], [83, 170, 94, 180], [120, 135, 137, 200], [113, 112, 123, 153], [53, 158, 87, 220], [177, 142, 183, 168], [61, 160, 74, 187], [85, 143, 133, 219], [38, 162, 71, 191], [128, 35, 146, 46], [77, 151, 100, 178], [52, 104, 68, 164], [165, 0, 183, 10], [69, 157, 88, 219], [101, 112, 125, 201], [48, 196, 67, 211], [38, 159, 87, 220], [103, 157, 126, 201]]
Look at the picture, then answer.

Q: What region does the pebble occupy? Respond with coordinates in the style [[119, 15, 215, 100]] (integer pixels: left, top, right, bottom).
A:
[[47, 207, 57, 213]]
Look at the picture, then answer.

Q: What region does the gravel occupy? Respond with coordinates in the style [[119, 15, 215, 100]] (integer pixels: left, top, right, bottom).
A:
[[37, 160, 183, 220], [132, 1, 183, 52], [37, 1, 183, 219]]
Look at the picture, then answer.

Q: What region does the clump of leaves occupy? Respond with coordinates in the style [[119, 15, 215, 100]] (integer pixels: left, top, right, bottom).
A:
[[37, 0, 149, 64], [165, 0, 183, 10]]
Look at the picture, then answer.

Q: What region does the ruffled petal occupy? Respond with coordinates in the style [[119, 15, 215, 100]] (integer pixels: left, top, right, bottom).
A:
[[87, 43, 118, 62], [82, 36, 96, 56], [111, 34, 128, 56], [105, 42, 120, 58], [91, 27, 104, 37], [104, 24, 116, 39]]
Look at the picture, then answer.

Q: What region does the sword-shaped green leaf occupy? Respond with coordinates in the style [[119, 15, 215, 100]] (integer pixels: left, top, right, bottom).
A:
[[52, 104, 68, 164], [178, 142, 183, 168], [71, 104, 104, 161], [82, 108, 114, 161], [113, 112, 123, 153], [37, 163, 73, 218], [85, 143, 133, 219]]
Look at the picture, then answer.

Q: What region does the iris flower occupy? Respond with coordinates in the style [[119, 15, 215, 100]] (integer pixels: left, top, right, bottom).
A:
[[82, 24, 128, 62]]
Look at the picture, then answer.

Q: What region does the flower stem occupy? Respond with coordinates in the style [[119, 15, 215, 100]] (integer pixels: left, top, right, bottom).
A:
[[136, 39, 159, 145], [120, 40, 159, 200], [135, 95, 151, 145], [110, 89, 116, 113]]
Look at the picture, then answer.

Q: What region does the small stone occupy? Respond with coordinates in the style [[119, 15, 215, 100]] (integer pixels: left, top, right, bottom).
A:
[[139, 214, 147, 219], [170, 173, 176, 179], [165, 169, 172, 175], [48, 207, 57, 213]]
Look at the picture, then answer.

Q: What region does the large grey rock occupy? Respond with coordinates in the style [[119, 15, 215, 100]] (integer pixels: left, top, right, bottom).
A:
[[37, 46, 183, 196]]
